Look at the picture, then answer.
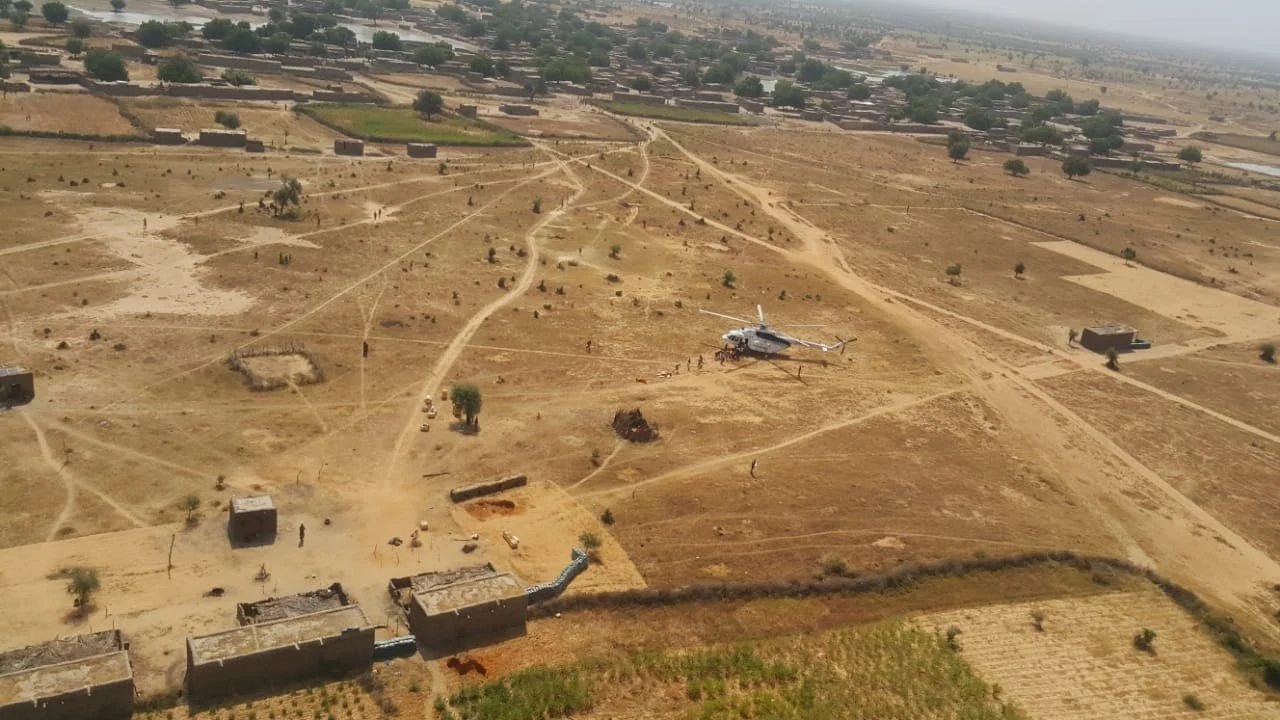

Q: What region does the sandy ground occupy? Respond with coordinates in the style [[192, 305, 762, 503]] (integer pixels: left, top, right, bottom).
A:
[[2, 72, 1280, 710]]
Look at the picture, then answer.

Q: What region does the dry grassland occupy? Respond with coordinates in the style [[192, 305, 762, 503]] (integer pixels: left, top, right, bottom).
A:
[[4, 79, 1280, 713], [0, 92, 140, 136]]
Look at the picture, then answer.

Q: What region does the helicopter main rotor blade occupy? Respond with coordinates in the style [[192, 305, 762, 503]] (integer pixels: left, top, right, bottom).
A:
[[699, 309, 754, 325], [777, 324, 825, 328], [757, 304, 765, 325]]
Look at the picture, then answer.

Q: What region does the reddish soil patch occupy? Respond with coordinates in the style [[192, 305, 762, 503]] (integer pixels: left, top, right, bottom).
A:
[[463, 498, 521, 520]]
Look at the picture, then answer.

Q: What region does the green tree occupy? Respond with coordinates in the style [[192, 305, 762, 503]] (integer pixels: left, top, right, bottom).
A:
[[70, 17, 90, 37], [847, 83, 870, 100], [772, 80, 805, 109], [450, 383, 482, 426], [10, 11, 27, 30], [272, 176, 302, 215], [223, 26, 261, 53], [469, 53, 494, 77], [136, 19, 172, 48], [1074, 98, 1100, 115], [40, 1, 67, 24], [412, 89, 443, 119], [182, 494, 201, 522], [628, 75, 652, 92], [1178, 145, 1203, 164], [109, 0, 125, 11], [1062, 156, 1091, 179], [261, 32, 289, 54], [948, 138, 970, 162], [66, 567, 100, 609], [12, 0, 30, 12], [65, 37, 83, 55], [733, 75, 763, 98], [201, 17, 233, 39], [1003, 158, 1029, 176], [963, 108, 995, 131], [157, 55, 202, 83], [722, 269, 736, 288], [907, 99, 938, 123], [1021, 123, 1062, 145], [220, 68, 256, 86], [370, 30, 400, 50], [83, 48, 128, 81], [412, 41, 453, 68]]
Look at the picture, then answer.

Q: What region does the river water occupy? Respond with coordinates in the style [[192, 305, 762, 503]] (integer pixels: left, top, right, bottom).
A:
[[70, 4, 474, 50]]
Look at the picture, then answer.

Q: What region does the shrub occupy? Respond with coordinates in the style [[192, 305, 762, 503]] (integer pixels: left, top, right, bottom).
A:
[[944, 626, 962, 651], [1014, 261, 1026, 277], [579, 532, 602, 550], [601, 509, 615, 525], [157, 55, 202, 84], [1003, 158, 1029, 176], [532, 196, 541, 214], [1133, 628, 1156, 653], [213, 110, 240, 129], [1031, 609, 1045, 631], [65, 37, 84, 55], [605, 273, 620, 283], [721, 270, 736, 288], [221, 69, 257, 86], [1182, 694, 1205, 711]]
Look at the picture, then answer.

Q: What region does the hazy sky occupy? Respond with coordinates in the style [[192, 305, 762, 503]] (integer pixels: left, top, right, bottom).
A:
[[912, 0, 1280, 58]]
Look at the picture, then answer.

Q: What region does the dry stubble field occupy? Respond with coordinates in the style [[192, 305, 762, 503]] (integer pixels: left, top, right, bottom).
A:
[[2, 104, 1280, 715]]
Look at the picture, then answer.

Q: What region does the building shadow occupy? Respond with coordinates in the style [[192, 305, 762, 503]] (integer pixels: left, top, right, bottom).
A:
[[225, 526, 278, 549], [415, 625, 528, 662]]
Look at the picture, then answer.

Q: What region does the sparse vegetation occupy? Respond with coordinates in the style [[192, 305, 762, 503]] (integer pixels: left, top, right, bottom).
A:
[[1133, 628, 1156, 653], [722, 270, 736, 288], [220, 69, 257, 86], [579, 532, 602, 550], [66, 567, 100, 609], [1105, 347, 1120, 371]]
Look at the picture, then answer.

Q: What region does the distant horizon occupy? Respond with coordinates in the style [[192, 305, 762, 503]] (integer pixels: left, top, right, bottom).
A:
[[896, 0, 1280, 61]]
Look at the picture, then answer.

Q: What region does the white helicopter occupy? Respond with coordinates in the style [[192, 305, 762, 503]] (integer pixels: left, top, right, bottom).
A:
[[700, 305, 849, 356]]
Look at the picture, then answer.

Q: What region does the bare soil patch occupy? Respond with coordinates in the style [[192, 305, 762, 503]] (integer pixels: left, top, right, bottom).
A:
[[0, 93, 139, 136]]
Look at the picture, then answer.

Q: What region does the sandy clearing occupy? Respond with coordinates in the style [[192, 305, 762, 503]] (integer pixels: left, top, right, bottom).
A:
[[1035, 240, 1280, 337]]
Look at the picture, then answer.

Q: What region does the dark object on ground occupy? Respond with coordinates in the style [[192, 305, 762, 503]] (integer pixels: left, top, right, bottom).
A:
[[388, 537, 403, 547], [613, 408, 657, 442]]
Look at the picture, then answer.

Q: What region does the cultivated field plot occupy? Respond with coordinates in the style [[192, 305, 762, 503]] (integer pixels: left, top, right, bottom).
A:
[[301, 103, 526, 146], [122, 98, 346, 151], [921, 589, 1276, 719], [0, 92, 140, 136], [444, 620, 1019, 719]]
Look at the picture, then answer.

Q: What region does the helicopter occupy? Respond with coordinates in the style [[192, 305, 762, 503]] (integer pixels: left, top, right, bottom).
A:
[[700, 305, 849, 356]]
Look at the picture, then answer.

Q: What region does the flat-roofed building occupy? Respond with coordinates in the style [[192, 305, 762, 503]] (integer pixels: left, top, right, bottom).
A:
[[0, 630, 134, 720], [186, 604, 372, 702]]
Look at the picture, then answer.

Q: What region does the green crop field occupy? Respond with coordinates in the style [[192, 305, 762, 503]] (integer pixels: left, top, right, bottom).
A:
[[594, 100, 756, 125], [440, 621, 1023, 720], [300, 104, 527, 146]]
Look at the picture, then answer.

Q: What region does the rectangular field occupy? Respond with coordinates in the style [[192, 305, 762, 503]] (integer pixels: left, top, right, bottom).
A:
[[593, 100, 755, 125], [300, 103, 526, 146]]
